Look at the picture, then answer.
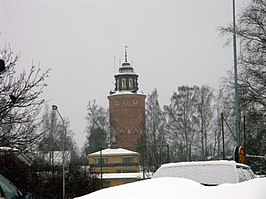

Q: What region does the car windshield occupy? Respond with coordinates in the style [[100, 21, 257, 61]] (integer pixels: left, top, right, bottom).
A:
[[0, 175, 21, 199]]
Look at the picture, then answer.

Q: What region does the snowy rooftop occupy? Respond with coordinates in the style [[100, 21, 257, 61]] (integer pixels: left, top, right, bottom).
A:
[[0, 146, 32, 166], [88, 148, 139, 157], [0, 146, 19, 152], [115, 66, 136, 76], [99, 172, 144, 179]]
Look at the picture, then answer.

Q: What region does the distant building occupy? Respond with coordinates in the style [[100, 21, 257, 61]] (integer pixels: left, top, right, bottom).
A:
[[42, 150, 71, 166], [88, 147, 144, 187], [0, 146, 32, 166], [108, 47, 146, 151], [88, 148, 140, 173]]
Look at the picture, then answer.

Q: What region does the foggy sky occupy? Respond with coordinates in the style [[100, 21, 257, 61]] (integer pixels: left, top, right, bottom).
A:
[[0, 0, 249, 147]]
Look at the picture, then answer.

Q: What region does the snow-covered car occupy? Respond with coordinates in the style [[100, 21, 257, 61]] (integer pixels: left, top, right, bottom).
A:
[[0, 174, 32, 199], [74, 177, 266, 199], [152, 160, 256, 185]]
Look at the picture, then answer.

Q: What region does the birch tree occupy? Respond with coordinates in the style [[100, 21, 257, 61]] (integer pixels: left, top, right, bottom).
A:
[[146, 89, 168, 170], [164, 86, 198, 161], [194, 86, 214, 160]]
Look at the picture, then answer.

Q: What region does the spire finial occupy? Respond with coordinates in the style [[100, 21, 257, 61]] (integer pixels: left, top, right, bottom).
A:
[[125, 45, 128, 62]]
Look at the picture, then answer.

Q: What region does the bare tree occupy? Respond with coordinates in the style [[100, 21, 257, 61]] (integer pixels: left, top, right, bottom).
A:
[[0, 46, 50, 151], [219, 0, 266, 156], [194, 86, 214, 160], [212, 87, 234, 159], [146, 89, 168, 171], [37, 104, 79, 165], [164, 86, 198, 161], [219, 0, 265, 111]]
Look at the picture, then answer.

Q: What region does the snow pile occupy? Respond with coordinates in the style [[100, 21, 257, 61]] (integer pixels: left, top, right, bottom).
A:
[[75, 177, 266, 199]]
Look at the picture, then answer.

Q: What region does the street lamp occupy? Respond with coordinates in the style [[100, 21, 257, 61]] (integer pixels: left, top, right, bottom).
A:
[[52, 104, 66, 199]]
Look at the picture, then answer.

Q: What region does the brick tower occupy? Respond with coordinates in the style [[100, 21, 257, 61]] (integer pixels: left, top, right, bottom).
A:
[[108, 47, 146, 151]]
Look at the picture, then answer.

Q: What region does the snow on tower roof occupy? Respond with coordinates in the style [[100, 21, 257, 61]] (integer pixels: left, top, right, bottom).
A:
[[109, 90, 145, 96]]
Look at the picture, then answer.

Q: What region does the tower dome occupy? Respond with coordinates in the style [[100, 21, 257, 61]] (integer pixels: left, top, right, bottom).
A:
[[110, 46, 139, 94]]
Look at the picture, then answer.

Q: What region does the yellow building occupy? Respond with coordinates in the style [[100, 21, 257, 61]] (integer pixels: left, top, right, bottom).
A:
[[88, 148, 143, 187]]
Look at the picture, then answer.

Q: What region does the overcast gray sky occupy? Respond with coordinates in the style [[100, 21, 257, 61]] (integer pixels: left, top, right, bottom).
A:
[[0, 0, 249, 147]]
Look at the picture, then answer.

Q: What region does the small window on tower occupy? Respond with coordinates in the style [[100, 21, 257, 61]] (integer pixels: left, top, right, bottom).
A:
[[134, 128, 139, 134], [129, 78, 133, 89], [120, 128, 125, 134], [117, 79, 120, 90], [122, 78, 126, 89]]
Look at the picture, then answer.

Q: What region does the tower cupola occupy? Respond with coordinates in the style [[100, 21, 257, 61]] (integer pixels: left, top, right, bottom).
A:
[[110, 46, 139, 94]]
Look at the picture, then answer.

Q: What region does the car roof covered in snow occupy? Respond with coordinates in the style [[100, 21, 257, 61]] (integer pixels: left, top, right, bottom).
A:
[[152, 160, 241, 185]]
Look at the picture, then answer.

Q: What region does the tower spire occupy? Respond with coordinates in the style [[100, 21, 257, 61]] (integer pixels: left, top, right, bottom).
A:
[[125, 45, 128, 62]]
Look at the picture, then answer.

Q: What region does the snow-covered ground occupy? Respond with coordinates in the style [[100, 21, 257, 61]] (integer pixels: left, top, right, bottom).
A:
[[75, 177, 266, 199]]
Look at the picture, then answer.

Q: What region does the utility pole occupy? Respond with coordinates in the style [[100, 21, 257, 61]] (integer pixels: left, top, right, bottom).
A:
[[221, 113, 225, 160], [100, 149, 103, 189], [232, 0, 241, 147]]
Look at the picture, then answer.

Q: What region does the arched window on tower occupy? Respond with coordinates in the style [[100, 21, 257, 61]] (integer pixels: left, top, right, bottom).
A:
[[129, 78, 133, 89], [120, 128, 125, 134], [134, 128, 139, 134], [117, 79, 120, 90], [122, 78, 126, 89]]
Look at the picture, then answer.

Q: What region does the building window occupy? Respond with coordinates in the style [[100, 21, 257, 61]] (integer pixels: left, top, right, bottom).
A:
[[103, 181, 110, 188], [120, 128, 125, 134], [96, 157, 107, 164], [123, 156, 133, 163], [117, 79, 120, 90], [133, 100, 138, 105], [134, 128, 138, 134], [122, 78, 126, 89], [129, 78, 133, 89]]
